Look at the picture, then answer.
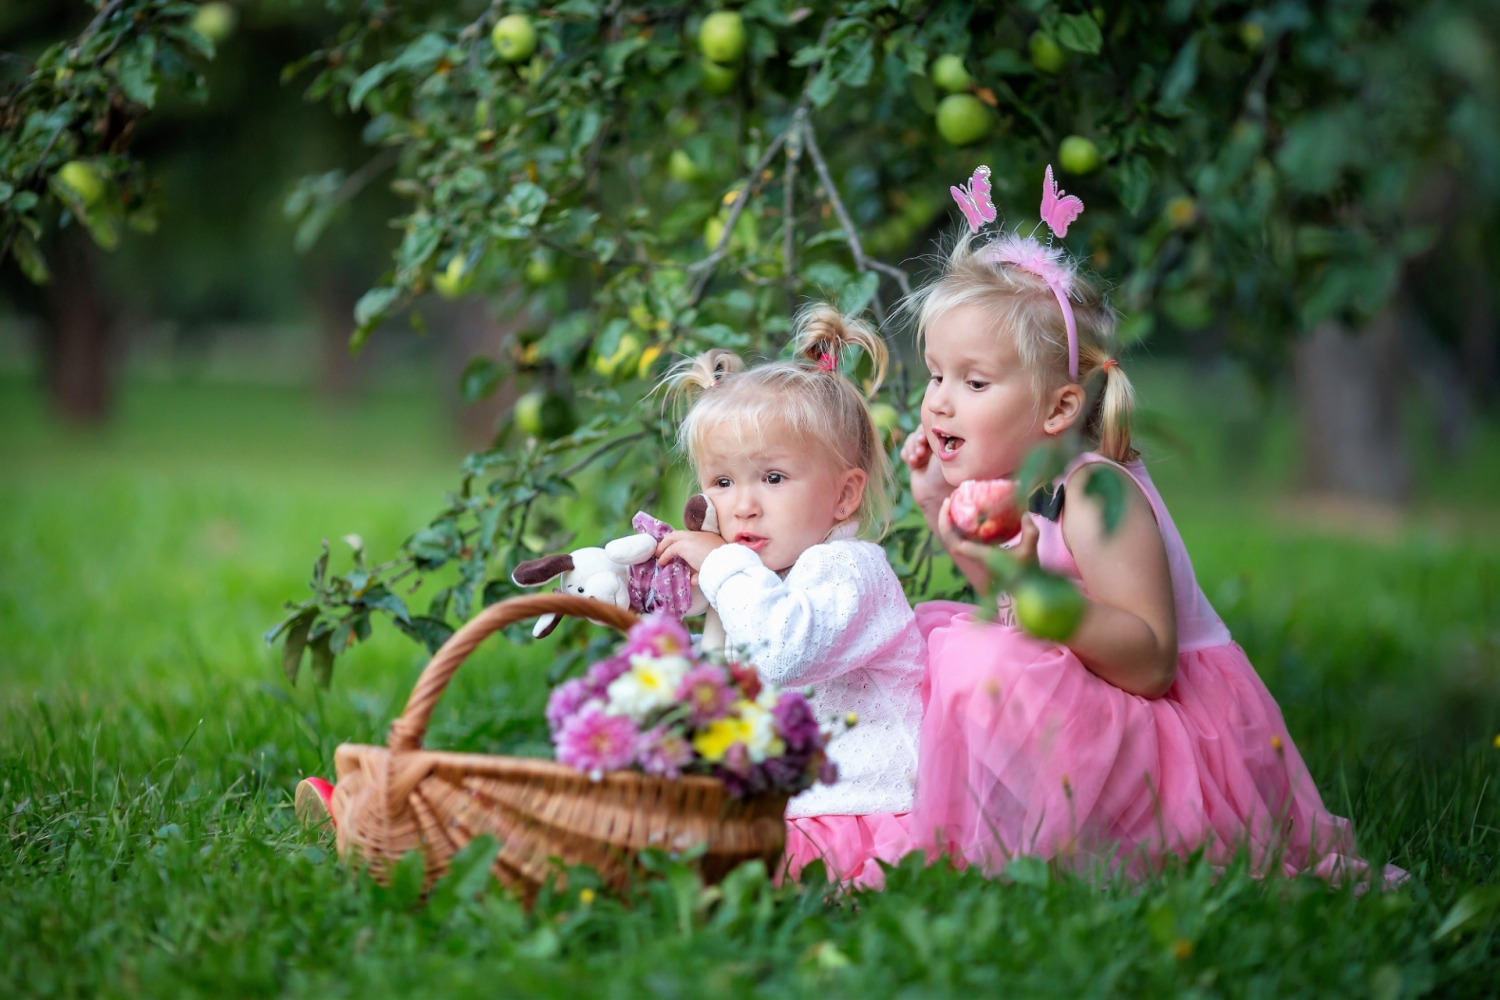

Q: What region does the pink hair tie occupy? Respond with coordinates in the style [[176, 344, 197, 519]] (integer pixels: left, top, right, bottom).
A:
[[1101, 358, 1119, 373], [816, 351, 838, 372], [951, 163, 1087, 381]]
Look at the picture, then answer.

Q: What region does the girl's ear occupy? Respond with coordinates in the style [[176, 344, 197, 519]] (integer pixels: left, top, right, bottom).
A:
[[835, 468, 868, 519], [1042, 383, 1086, 436]]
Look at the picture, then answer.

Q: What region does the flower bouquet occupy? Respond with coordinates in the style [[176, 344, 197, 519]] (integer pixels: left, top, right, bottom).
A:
[[547, 614, 837, 799]]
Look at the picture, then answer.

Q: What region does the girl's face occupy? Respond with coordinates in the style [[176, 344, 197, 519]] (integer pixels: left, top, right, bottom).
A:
[[696, 423, 866, 572], [921, 302, 1048, 485]]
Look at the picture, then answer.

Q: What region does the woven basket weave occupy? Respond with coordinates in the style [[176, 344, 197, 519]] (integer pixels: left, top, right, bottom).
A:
[[329, 593, 790, 901]]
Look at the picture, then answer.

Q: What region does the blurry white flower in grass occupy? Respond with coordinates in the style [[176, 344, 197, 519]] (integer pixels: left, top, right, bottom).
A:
[[606, 653, 692, 722]]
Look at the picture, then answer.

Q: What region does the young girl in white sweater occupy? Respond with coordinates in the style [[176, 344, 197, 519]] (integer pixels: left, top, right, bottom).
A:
[[654, 305, 924, 889]]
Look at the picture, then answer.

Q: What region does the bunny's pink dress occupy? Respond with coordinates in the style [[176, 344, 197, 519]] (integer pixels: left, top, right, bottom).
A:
[[911, 454, 1404, 886]]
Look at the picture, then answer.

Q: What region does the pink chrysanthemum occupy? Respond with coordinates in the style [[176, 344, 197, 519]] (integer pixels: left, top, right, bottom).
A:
[[676, 664, 732, 725], [546, 677, 595, 735], [638, 726, 695, 778], [979, 234, 1075, 293], [621, 614, 692, 659], [555, 706, 639, 779]]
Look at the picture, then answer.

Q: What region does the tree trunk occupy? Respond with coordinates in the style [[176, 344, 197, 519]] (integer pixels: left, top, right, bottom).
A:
[[37, 231, 116, 425], [315, 271, 362, 401], [445, 295, 522, 449], [1293, 311, 1410, 504]]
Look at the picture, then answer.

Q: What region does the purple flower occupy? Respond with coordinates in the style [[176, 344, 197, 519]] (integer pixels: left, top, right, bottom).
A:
[[546, 677, 595, 735], [620, 614, 692, 659], [818, 758, 839, 786], [676, 665, 732, 725], [638, 726, 695, 778], [772, 691, 822, 754], [760, 754, 805, 791], [555, 706, 639, 778], [584, 652, 631, 693], [722, 742, 752, 777]]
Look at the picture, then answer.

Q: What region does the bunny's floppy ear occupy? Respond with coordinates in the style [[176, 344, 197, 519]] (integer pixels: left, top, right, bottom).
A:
[[512, 553, 575, 638], [684, 494, 720, 535], [511, 554, 574, 587]]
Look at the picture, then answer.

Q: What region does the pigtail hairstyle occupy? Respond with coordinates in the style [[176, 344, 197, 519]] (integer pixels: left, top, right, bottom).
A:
[[660, 305, 898, 539]]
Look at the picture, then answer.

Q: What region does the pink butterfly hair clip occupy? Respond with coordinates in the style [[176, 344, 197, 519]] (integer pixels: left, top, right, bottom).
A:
[[951, 163, 1087, 380]]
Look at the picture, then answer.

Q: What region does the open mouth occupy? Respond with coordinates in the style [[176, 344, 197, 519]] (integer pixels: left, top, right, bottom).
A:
[[932, 429, 965, 459], [735, 533, 769, 552]]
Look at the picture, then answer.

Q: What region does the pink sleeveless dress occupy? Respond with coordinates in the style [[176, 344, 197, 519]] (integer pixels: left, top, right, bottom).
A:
[[911, 455, 1404, 886]]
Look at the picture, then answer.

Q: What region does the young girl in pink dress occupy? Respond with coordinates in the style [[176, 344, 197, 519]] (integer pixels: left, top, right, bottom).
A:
[[900, 165, 1404, 885], [656, 305, 924, 889]]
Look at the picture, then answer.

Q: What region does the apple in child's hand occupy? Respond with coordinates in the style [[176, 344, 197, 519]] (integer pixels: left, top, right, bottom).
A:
[[949, 478, 1023, 543], [1013, 572, 1085, 642]]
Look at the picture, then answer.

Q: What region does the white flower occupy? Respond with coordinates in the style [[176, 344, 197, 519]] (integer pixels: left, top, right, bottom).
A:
[[605, 653, 692, 722], [735, 698, 785, 763]]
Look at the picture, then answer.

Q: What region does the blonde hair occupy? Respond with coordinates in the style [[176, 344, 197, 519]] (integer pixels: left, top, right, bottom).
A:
[[904, 231, 1138, 463], [662, 304, 895, 538]]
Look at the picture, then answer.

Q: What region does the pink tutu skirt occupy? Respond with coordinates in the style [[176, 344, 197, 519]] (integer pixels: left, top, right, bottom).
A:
[[783, 812, 913, 890], [911, 602, 1404, 887]]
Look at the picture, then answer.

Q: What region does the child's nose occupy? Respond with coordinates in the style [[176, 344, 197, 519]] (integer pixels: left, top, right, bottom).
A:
[[925, 383, 953, 417]]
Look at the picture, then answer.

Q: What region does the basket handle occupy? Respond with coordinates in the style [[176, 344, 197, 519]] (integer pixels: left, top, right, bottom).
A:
[[387, 594, 639, 752]]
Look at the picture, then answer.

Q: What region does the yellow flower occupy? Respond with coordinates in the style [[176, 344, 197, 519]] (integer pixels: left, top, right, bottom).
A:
[[693, 716, 752, 762], [1493, 733, 1500, 749], [579, 888, 595, 906], [1172, 938, 1194, 960]]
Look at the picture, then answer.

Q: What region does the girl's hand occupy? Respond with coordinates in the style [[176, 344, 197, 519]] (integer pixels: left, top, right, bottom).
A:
[[902, 429, 954, 523], [936, 497, 1039, 591], [655, 530, 726, 572]]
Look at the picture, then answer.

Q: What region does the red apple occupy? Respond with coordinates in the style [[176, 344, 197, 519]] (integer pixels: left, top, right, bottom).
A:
[[948, 478, 1023, 542]]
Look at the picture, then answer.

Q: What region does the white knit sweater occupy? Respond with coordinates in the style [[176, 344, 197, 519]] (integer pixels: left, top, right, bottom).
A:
[[697, 530, 925, 818]]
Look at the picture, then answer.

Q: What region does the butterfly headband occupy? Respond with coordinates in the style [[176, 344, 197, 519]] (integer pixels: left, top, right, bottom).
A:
[[951, 164, 1085, 380]]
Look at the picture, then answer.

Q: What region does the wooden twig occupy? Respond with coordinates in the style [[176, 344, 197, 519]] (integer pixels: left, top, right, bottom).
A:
[[801, 117, 919, 325], [782, 110, 803, 315]]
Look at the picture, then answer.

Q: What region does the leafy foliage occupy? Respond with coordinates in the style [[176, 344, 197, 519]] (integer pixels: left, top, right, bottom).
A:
[[0, 0, 217, 279], [262, 0, 1500, 682]]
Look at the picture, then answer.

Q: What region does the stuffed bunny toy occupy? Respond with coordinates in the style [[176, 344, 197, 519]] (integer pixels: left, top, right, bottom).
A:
[[511, 495, 725, 652]]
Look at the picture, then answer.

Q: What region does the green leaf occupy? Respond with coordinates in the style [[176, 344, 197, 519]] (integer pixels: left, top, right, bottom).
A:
[[425, 835, 500, 921], [840, 271, 880, 317], [394, 615, 455, 654], [281, 612, 315, 685], [1016, 441, 1068, 497], [1156, 35, 1200, 112], [460, 356, 504, 403], [1432, 888, 1500, 941], [1056, 14, 1103, 54], [308, 632, 335, 688], [373, 849, 428, 911], [808, 66, 838, 107], [358, 586, 411, 624], [1112, 156, 1153, 216], [1083, 465, 1126, 534], [348, 63, 394, 111], [503, 183, 548, 226], [354, 286, 401, 329], [11, 230, 50, 284], [118, 36, 159, 108]]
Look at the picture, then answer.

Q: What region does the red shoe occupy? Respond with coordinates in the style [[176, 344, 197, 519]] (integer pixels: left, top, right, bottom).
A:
[[295, 777, 336, 831]]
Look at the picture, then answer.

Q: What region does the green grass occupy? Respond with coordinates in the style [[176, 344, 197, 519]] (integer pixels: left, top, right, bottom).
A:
[[2, 369, 1498, 998]]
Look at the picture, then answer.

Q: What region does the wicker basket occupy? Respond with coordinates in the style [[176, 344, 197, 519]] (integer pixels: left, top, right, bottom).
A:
[[329, 593, 790, 902]]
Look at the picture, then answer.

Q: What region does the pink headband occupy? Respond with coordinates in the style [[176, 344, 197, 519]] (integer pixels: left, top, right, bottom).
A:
[[951, 164, 1085, 380]]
